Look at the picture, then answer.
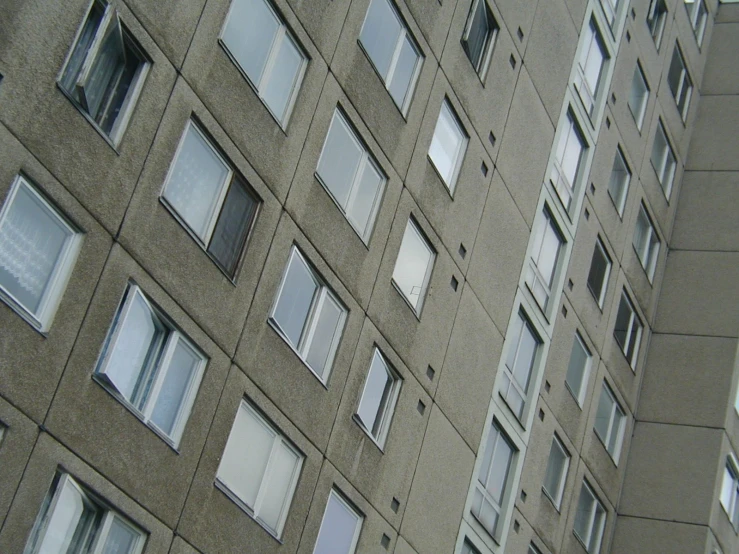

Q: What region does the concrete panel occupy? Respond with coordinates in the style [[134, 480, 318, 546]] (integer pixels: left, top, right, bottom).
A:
[[716, 3, 739, 23], [394, 536, 419, 554], [654, 250, 739, 338], [723, 341, 739, 455], [400, 405, 474, 554], [494, 0, 539, 56], [0, 396, 38, 527], [710, 436, 739, 554], [404, 0, 456, 60], [611, 516, 711, 554], [496, 68, 555, 227], [503, 507, 554, 554], [686, 95, 739, 171], [167, 537, 200, 554], [284, 0, 352, 63], [564, 0, 588, 29]]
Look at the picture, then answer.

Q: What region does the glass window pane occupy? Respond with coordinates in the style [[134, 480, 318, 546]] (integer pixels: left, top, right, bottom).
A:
[[536, 220, 562, 286], [607, 406, 624, 454], [587, 241, 609, 304], [222, 0, 279, 85], [313, 492, 362, 554], [614, 294, 632, 350], [317, 114, 364, 208], [485, 432, 513, 503], [594, 385, 613, 442], [258, 441, 299, 531], [428, 102, 466, 186], [60, 2, 106, 92], [150, 339, 200, 437], [37, 479, 87, 554], [667, 48, 683, 99], [347, 162, 383, 236], [543, 438, 568, 503], [388, 36, 419, 109], [262, 34, 303, 121], [608, 149, 629, 212], [357, 351, 392, 436], [102, 518, 139, 554], [574, 485, 594, 542], [392, 220, 433, 311], [464, 0, 490, 69], [82, 19, 125, 119], [566, 334, 590, 401], [273, 251, 319, 346], [721, 466, 735, 512], [561, 123, 584, 186], [360, 0, 401, 79], [512, 321, 538, 391], [304, 294, 344, 380]]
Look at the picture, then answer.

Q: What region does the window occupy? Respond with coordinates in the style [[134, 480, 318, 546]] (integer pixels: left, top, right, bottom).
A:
[[565, 332, 592, 407], [500, 310, 542, 420], [461, 539, 481, 554], [667, 45, 693, 122], [216, 399, 303, 537], [575, 21, 608, 116], [613, 290, 643, 369], [608, 147, 630, 216], [221, 0, 307, 124], [313, 490, 363, 554], [24, 473, 145, 554], [461, 0, 498, 79], [720, 458, 739, 530], [633, 204, 660, 281], [573, 481, 606, 554], [525, 208, 565, 313], [647, 0, 668, 50], [392, 218, 435, 314], [95, 284, 206, 446], [428, 99, 468, 193], [471, 421, 516, 540], [0, 176, 82, 332], [528, 545, 543, 554], [59, 0, 149, 145], [650, 122, 677, 199], [270, 247, 347, 383], [162, 120, 260, 277], [316, 109, 386, 242], [587, 239, 611, 308], [355, 348, 401, 447], [550, 111, 586, 211], [594, 382, 626, 461], [600, 0, 620, 27], [359, 0, 422, 114], [543, 435, 570, 508], [628, 64, 649, 130], [685, 0, 708, 46]]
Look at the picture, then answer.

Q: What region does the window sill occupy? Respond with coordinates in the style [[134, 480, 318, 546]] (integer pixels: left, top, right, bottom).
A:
[[266, 318, 331, 390], [390, 280, 424, 321], [541, 487, 562, 513], [214, 480, 285, 543], [426, 155, 457, 200], [0, 288, 49, 336], [356, 39, 414, 122], [351, 414, 386, 453], [313, 173, 373, 250]]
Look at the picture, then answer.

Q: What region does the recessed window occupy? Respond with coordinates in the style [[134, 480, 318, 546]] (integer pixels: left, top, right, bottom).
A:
[[628, 64, 649, 130], [216, 399, 303, 537], [392, 218, 435, 314], [270, 247, 347, 383], [575, 20, 608, 116], [573, 481, 606, 554], [528, 544, 543, 554], [500, 310, 542, 420], [647, 0, 668, 50], [650, 121, 677, 200], [600, 0, 621, 27], [614, 289, 643, 369], [359, 0, 423, 114], [525, 208, 565, 313], [685, 0, 708, 46], [162, 120, 260, 277], [594, 382, 626, 461], [428, 99, 468, 193], [0, 176, 82, 332], [25, 472, 146, 554], [633, 204, 660, 281], [221, 0, 308, 124], [720, 458, 739, 530], [471, 421, 516, 540], [587, 238, 611, 308], [667, 45, 693, 122], [542, 434, 570, 508], [565, 331, 592, 407], [356, 348, 401, 447], [59, 0, 150, 145], [461, 0, 498, 79], [550, 111, 587, 211], [94, 283, 207, 447], [316, 109, 386, 242], [313, 489, 363, 554], [608, 147, 630, 216], [461, 539, 482, 554]]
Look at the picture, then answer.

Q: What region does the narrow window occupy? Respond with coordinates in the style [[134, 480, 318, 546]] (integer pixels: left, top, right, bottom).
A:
[[575, 21, 608, 116], [221, 0, 308, 124], [573, 481, 606, 553], [59, 0, 150, 145], [525, 208, 565, 313], [613, 290, 643, 369], [565, 331, 592, 407], [461, 0, 498, 79], [392, 218, 435, 314], [359, 0, 423, 114], [95, 284, 207, 446], [667, 45, 693, 122], [216, 399, 304, 537], [356, 348, 401, 447], [24, 473, 146, 554], [594, 382, 626, 461], [608, 147, 631, 216], [587, 238, 611, 308], [684, 0, 708, 46], [313, 489, 363, 554], [542, 435, 570, 508], [471, 421, 516, 540], [270, 247, 347, 383], [162, 120, 260, 277], [316, 109, 386, 242], [428, 99, 468, 193], [628, 64, 649, 130], [500, 310, 542, 420], [647, 0, 668, 50], [633, 204, 660, 281], [461, 539, 482, 554], [528, 545, 543, 554], [550, 111, 586, 211], [650, 122, 677, 199], [600, 0, 620, 28], [720, 458, 739, 530], [0, 176, 82, 332]]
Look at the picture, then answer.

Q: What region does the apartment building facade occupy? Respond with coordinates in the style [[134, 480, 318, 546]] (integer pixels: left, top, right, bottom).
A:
[[0, 0, 737, 553]]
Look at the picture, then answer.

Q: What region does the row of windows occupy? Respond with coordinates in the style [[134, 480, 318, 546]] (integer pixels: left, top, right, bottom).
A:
[[648, 0, 709, 51]]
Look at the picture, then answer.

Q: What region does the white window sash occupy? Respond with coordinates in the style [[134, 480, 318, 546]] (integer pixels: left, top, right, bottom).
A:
[[73, 5, 116, 110]]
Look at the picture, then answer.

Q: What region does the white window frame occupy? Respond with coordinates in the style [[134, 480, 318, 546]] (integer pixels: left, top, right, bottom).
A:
[[461, 0, 498, 80], [0, 175, 83, 332], [608, 146, 631, 217], [613, 289, 643, 370], [633, 203, 660, 282], [647, 0, 668, 50], [720, 455, 739, 530], [391, 218, 435, 315], [313, 489, 363, 554], [574, 20, 608, 117], [355, 347, 402, 448], [600, 0, 620, 28], [573, 480, 607, 554], [550, 110, 587, 212], [565, 331, 592, 408], [269, 246, 347, 384], [587, 238, 611, 309], [499, 309, 543, 423], [542, 434, 570, 509], [525, 207, 565, 314], [594, 382, 626, 462], [628, 63, 649, 131], [684, 0, 708, 46], [650, 121, 677, 200], [667, 45, 693, 122], [428, 99, 468, 193]]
